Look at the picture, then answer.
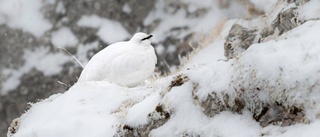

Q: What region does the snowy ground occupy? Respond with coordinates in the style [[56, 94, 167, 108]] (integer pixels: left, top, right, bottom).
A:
[[4, 0, 320, 137]]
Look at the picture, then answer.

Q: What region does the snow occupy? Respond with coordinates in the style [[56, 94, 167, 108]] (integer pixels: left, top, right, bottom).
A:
[[299, 0, 320, 20], [249, 0, 278, 13], [122, 3, 132, 14], [12, 82, 128, 137], [51, 27, 79, 48], [7, 0, 320, 137], [150, 82, 211, 136], [184, 40, 225, 68], [0, 0, 52, 37], [200, 111, 261, 137], [55, 1, 66, 14], [76, 41, 100, 67], [261, 120, 320, 137], [233, 20, 320, 120], [125, 93, 161, 127], [143, 0, 249, 43], [155, 44, 165, 55], [167, 45, 176, 54], [145, 7, 197, 43], [179, 0, 214, 9], [77, 15, 102, 28], [97, 25, 129, 44], [77, 15, 130, 44], [2, 47, 70, 94]]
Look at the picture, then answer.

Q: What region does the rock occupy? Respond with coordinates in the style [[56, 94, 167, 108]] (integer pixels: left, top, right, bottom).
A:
[[192, 82, 245, 117], [114, 104, 171, 137], [256, 104, 308, 127], [285, 0, 310, 5], [168, 74, 190, 90], [271, 7, 301, 35], [224, 24, 258, 60]]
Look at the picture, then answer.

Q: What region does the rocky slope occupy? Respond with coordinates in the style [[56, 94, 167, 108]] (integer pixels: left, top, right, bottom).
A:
[[5, 0, 320, 137], [0, 0, 255, 136]]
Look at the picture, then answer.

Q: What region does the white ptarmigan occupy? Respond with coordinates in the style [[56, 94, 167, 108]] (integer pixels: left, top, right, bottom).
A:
[[78, 32, 157, 87]]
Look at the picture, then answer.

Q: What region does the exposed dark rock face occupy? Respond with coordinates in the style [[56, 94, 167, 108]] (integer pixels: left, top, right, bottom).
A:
[[0, 25, 55, 135], [61, 0, 154, 34], [0, 26, 38, 69]]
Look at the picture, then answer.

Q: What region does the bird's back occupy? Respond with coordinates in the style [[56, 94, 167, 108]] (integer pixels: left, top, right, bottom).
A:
[[78, 41, 157, 87], [78, 41, 131, 81]]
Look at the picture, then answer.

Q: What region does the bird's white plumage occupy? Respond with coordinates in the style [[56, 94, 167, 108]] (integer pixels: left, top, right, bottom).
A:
[[78, 32, 157, 87]]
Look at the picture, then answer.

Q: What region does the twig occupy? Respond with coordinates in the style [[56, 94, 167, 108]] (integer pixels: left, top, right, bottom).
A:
[[56, 46, 84, 68]]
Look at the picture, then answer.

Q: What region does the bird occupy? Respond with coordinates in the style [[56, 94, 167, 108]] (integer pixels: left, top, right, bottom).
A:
[[78, 32, 157, 87]]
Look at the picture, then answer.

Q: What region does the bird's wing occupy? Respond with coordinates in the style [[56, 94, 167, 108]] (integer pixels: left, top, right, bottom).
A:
[[78, 42, 132, 81], [112, 48, 156, 77]]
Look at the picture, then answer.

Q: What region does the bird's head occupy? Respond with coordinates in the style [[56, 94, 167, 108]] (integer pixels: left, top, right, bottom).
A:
[[130, 32, 153, 46]]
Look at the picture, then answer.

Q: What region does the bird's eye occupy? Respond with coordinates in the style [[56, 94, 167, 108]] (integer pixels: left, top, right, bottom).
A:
[[141, 35, 153, 41]]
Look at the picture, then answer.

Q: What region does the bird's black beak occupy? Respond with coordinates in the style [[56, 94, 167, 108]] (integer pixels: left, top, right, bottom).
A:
[[141, 35, 153, 41]]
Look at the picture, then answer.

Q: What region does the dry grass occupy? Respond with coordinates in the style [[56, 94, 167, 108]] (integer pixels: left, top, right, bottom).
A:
[[147, 19, 228, 85], [146, 71, 164, 87], [178, 19, 227, 69]]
